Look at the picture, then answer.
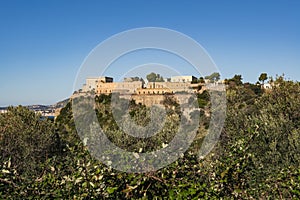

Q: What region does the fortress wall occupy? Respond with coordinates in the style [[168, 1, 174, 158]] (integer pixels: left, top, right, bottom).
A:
[[122, 93, 194, 107], [131, 94, 166, 107]]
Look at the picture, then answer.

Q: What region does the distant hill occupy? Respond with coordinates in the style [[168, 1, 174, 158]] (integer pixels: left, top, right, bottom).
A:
[[27, 105, 50, 111], [53, 98, 70, 109], [0, 98, 70, 112]]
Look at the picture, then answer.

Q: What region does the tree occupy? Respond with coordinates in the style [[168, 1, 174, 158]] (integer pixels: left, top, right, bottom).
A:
[[224, 79, 229, 85], [146, 72, 164, 82], [259, 73, 268, 84], [133, 76, 140, 81], [205, 72, 220, 83], [198, 77, 205, 84], [0, 106, 58, 177], [146, 72, 157, 82], [210, 77, 300, 198], [228, 74, 243, 86]]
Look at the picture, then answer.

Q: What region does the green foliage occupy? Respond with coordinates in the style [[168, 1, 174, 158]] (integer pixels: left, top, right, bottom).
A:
[[146, 72, 164, 82], [205, 72, 220, 83], [55, 100, 81, 149], [209, 76, 300, 198], [0, 106, 57, 177], [227, 74, 243, 86], [198, 77, 205, 83], [1, 76, 299, 199], [259, 72, 268, 84], [244, 82, 263, 96], [131, 76, 140, 81], [197, 90, 210, 109], [93, 94, 181, 152]]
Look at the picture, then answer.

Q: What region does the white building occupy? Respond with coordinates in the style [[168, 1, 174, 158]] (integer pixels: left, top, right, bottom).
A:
[[171, 76, 197, 83], [0, 108, 7, 114], [262, 83, 272, 89]]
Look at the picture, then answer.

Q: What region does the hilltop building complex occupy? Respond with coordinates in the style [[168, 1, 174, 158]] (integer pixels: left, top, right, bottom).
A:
[[81, 75, 205, 95], [76, 75, 210, 106]]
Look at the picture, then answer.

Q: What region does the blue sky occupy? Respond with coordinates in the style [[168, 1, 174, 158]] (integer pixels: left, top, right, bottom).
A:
[[0, 0, 299, 106]]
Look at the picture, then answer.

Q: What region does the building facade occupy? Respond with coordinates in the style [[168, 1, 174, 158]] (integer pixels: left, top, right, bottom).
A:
[[81, 75, 205, 95], [97, 81, 143, 94], [170, 76, 197, 83], [82, 77, 113, 92]]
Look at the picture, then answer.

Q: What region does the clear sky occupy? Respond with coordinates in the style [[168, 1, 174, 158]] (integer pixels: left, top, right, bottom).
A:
[[0, 0, 299, 106]]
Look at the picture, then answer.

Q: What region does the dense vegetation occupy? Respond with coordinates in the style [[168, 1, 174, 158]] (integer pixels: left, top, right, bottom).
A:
[[0, 76, 299, 199]]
